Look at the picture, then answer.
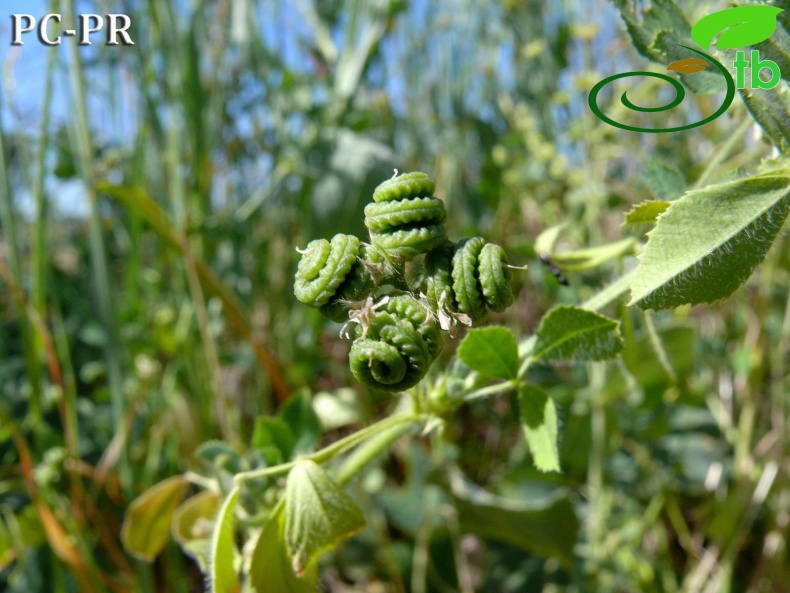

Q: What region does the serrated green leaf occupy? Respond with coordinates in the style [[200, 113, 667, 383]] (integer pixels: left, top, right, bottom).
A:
[[172, 491, 221, 572], [533, 306, 623, 362], [518, 385, 560, 473], [249, 502, 316, 593], [209, 487, 241, 593], [457, 326, 519, 380], [624, 200, 672, 226], [278, 391, 322, 456], [748, 9, 790, 84], [692, 5, 783, 50], [629, 172, 790, 309], [284, 460, 366, 576], [741, 86, 790, 154], [644, 161, 686, 200], [121, 476, 188, 562], [610, 0, 724, 93]]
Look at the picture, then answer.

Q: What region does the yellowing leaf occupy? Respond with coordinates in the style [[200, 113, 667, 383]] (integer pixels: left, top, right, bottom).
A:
[[172, 491, 221, 572], [121, 476, 188, 562]]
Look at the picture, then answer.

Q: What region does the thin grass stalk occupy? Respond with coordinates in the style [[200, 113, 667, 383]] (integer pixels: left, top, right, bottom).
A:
[[32, 0, 59, 314], [164, 113, 234, 442], [0, 74, 44, 444], [63, 0, 127, 481]]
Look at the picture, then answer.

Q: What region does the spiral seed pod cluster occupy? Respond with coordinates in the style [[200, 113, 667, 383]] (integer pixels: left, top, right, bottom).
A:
[[293, 171, 520, 393]]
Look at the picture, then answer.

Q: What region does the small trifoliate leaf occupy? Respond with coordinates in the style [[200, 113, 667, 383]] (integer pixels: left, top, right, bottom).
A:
[[284, 460, 366, 576], [624, 201, 671, 226], [629, 172, 790, 309], [457, 326, 519, 380], [533, 306, 623, 362], [121, 476, 188, 562], [518, 384, 560, 473], [209, 486, 241, 593]]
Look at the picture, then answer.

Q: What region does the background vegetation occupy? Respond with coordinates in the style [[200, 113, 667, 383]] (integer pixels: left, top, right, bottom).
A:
[[1, 0, 789, 591]]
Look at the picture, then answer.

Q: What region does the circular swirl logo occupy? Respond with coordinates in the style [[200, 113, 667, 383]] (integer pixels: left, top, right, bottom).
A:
[[588, 45, 735, 134], [589, 6, 785, 133]]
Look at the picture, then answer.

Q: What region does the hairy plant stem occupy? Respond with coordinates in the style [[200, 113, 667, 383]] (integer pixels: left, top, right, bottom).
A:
[[644, 310, 677, 383], [693, 117, 753, 190], [233, 413, 425, 485]]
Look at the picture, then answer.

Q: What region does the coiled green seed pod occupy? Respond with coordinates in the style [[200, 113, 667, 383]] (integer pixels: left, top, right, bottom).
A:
[[423, 238, 515, 325], [349, 295, 441, 392], [294, 234, 367, 311], [372, 171, 435, 203], [381, 295, 443, 359], [365, 172, 447, 260], [452, 237, 514, 324], [318, 244, 380, 322], [424, 242, 454, 311]]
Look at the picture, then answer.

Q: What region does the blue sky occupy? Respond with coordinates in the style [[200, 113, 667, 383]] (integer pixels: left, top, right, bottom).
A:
[[0, 0, 625, 219]]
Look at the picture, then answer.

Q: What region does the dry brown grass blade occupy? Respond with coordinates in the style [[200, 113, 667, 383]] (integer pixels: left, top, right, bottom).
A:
[[6, 423, 100, 593]]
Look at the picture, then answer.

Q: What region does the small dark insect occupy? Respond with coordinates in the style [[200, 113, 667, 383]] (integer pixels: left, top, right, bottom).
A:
[[539, 253, 569, 286]]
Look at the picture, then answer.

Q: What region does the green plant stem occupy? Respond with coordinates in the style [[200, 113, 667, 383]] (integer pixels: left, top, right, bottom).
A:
[[463, 380, 518, 401], [32, 0, 57, 316], [643, 310, 677, 384], [336, 422, 415, 485], [587, 364, 607, 566], [183, 244, 235, 443], [233, 413, 424, 485], [0, 76, 43, 446], [693, 117, 752, 190], [579, 268, 637, 312]]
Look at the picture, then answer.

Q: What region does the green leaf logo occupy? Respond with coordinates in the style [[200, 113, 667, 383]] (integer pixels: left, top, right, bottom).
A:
[[691, 5, 784, 50]]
